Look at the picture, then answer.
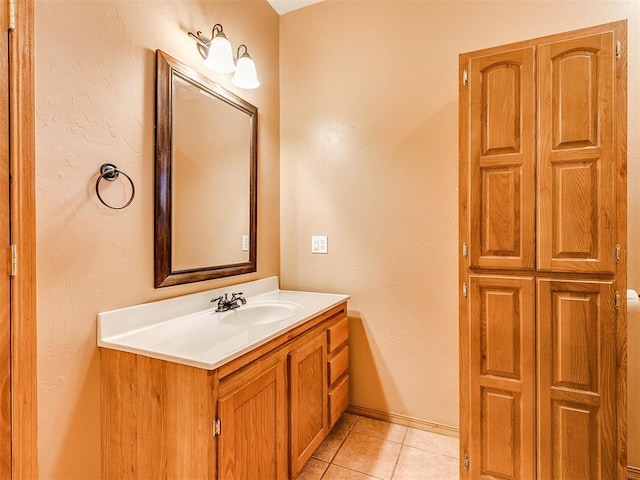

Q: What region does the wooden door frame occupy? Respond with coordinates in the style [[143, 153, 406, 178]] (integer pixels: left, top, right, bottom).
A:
[[8, 0, 37, 477]]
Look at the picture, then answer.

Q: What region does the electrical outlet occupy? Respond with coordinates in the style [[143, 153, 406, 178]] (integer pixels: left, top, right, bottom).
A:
[[311, 235, 328, 254], [242, 235, 249, 251]]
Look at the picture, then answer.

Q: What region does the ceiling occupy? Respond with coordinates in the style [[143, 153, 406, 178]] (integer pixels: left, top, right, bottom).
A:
[[266, 0, 324, 15]]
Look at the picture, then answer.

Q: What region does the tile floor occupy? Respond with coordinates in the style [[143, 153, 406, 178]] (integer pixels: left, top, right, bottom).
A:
[[296, 414, 460, 480]]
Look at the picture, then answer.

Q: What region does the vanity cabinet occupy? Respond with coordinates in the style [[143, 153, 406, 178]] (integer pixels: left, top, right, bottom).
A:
[[101, 302, 349, 480]]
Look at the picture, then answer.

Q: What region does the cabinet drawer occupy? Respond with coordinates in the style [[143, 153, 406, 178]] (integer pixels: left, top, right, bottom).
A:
[[327, 317, 348, 353], [328, 345, 349, 386], [328, 374, 349, 428]]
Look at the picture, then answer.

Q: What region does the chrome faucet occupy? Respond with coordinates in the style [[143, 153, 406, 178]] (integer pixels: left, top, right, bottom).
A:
[[211, 292, 247, 312]]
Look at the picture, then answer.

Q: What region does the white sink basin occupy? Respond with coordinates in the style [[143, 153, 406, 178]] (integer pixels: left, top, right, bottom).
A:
[[220, 301, 303, 326]]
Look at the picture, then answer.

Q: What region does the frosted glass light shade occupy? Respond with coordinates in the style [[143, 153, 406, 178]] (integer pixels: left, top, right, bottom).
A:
[[232, 55, 260, 89], [205, 35, 236, 74]]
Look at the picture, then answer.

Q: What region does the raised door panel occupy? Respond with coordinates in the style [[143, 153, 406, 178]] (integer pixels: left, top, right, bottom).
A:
[[218, 360, 288, 480], [537, 32, 616, 273], [537, 279, 617, 479], [289, 333, 328, 478], [468, 275, 535, 479], [468, 48, 535, 270]]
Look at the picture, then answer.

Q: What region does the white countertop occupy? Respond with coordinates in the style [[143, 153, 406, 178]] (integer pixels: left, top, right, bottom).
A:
[[97, 277, 349, 370]]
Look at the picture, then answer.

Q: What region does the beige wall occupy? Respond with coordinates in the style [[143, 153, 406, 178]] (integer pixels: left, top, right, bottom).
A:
[[34, 0, 640, 477], [280, 0, 639, 438], [35, 0, 279, 477]]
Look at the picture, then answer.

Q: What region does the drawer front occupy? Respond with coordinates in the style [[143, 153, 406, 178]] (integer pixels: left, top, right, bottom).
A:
[[328, 374, 349, 428], [328, 345, 349, 386], [327, 317, 348, 353]]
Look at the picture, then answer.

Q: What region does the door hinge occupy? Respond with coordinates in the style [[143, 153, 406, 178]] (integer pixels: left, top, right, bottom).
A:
[[463, 69, 468, 86], [10, 244, 17, 277], [615, 291, 620, 310], [8, 0, 15, 30], [615, 244, 621, 264], [616, 40, 621, 60], [462, 242, 468, 258], [213, 417, 221, 436], [462, 282, 468, 298], [464, 454, 470, 471]]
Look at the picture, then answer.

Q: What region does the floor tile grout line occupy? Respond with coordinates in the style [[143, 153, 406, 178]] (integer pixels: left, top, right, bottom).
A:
[[350, 414, 361, 431], [316, 459, 330, 480], [344, 429, 407, 446], [321, 461, 388, 480], [330, 428, 404, 480], [402, 428, 461, 457], [351, 416, 409, 445], [313, 414, 361, 465], [333, 413, 359, 460], [400, 441, 461, 458], [388, 443, 405, 480], [310, 413, 461, 480], [327, 425, 353, 463], [399, 426, 408, 444]]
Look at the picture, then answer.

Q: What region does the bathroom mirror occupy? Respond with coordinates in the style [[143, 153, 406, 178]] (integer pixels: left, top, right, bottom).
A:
[[155, 50, 257, 288]]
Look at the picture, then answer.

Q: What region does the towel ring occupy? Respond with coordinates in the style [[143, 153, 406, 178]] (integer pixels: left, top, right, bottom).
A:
[[95, 163, 135, 210]]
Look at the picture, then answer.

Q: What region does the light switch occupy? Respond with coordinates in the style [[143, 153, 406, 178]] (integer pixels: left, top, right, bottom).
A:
[[242, 235, 249, 251], [311, 236, 328, 254]]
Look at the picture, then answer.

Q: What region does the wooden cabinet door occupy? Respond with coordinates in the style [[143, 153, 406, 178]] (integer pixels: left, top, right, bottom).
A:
[[289, 332, 328, 477], [537, 279, 617, 479], [468, 275, 535, 479], [218, 360, 288, 480], [537, 31, 617, 273], [467, 47, 535, 271]]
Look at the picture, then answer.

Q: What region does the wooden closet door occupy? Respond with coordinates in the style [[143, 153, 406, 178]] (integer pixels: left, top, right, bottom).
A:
[[461, 20, 626, 480], [537, 279, 617, 479], [537, 32, 617, 273], [468, 275, 535, 479], [468, 48, 535, 271]]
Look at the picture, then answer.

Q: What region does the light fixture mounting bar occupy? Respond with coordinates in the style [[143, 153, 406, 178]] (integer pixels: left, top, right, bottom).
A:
[[188, 31, 209, 48], [187, 31, 210, 60]]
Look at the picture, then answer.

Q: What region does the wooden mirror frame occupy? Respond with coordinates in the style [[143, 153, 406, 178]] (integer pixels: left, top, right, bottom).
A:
[[154, 50, 257, 288]]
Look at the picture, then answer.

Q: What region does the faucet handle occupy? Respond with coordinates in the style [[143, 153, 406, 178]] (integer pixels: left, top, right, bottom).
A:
[[211, 295, 224, 304], [229, 292, 247, 306]]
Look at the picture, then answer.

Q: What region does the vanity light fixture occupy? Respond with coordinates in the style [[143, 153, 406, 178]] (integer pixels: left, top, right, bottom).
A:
[[187, 24, 260, 89], [232, 45, 260, 89]]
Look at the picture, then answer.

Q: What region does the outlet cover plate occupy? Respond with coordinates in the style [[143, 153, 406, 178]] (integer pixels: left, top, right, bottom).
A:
[[311, 235, 328, 254]]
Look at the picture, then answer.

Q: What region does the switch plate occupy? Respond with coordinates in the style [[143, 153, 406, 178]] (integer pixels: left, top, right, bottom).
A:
[[242, 235, 249, 251], [311, 235, 328, 254]]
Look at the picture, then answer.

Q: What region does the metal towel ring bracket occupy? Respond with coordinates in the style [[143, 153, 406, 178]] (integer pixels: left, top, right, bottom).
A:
[[95, 163, 135, 210]]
